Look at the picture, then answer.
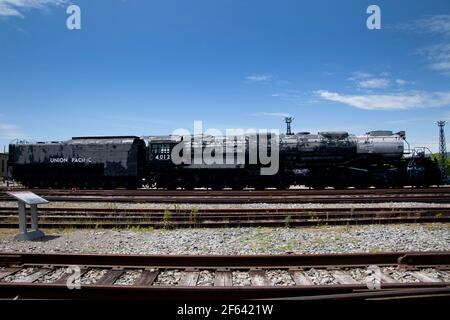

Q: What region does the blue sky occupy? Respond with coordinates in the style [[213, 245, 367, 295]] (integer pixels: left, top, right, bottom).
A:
[[0, 0, 449, 152]]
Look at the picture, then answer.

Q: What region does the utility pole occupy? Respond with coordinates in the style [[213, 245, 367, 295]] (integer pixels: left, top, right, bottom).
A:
[[284, 117, 293, 135], [437, 121, 447, 174]]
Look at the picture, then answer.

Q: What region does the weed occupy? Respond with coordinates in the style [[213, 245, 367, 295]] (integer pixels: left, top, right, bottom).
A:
[[284, 215, 293, 228], [189, 206, 199, 225], [163, 210, 171, 228]]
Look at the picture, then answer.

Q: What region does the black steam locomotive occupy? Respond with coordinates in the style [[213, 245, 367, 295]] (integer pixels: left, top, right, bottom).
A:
[[7, 129, 443, 189]]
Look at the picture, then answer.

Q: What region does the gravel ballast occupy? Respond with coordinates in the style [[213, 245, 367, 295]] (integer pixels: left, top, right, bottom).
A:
[[0, 223, 448, 255]]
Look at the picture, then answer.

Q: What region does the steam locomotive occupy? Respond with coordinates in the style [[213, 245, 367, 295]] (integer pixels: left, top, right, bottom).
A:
[[7, 129, 442, 189]]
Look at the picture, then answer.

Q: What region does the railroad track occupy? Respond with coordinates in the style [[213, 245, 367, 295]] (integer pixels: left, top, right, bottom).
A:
[[0, 251, 449, 300], [2, 187, 450, 203], [0, 206, 449, 228]]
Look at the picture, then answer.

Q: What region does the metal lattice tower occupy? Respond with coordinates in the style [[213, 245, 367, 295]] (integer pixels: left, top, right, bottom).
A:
[[284, 117, 293, 135], [437, 121, 447, 173]]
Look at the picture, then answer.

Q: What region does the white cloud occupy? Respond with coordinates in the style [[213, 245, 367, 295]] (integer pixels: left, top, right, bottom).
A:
[[397, 15, 450, 37], [420, 15, 450, 36], [397, 15, 450, 76], [357, 78, 390, 89], [395, 79, 408, 85], [0, 123, 25, 140], [315, 90, 450, 110], [416, 43, 450, 76], [0, 0, 65, 18], [251, 112, 291, 118], [347, 71, 412, 89], [245, 74, 272, 82], [347, 71, 372, 81], [347, 72, 395, 89]]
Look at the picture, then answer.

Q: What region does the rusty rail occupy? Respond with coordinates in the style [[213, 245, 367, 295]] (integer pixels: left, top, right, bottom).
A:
[[0, 251, 449, 300], [0, 206, 449, 228], [2, 188, 450, 203]]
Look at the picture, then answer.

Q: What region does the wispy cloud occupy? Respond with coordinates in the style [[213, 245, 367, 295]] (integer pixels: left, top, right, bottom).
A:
[[395, 79, 408, 85], [416, 43, 450, 76], [347, 71, 372, 81], [397, 14, 450, 37], [245, 74, 273, 82], [251, 112, 291, 118], [315, 90, 450, 110], [0, 0, 65, 18], [384, 117, 427, 125], [0, 123, 25, 140], [357, 78, 390, 89], [396, 15, 450, 76], [347, 71, 401, 89]]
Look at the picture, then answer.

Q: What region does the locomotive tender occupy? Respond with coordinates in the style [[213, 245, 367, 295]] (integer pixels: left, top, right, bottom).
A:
[[7, 129, 442, 189]]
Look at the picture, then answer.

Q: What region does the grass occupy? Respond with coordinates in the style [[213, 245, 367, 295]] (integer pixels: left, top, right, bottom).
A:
[[173, 204, 181, 213], [368, 246, 384, 253], [255, 227, 274, 233], [189, 206, 199, 225], [105, 203, 118, 211], [123, 226, 155, 233], [163, 210, 171, 229], [435, 212, 444, 218], [0, 227, 78, 240], [0, 229, 20, 239], [240, 231, 275, 250], [315, 222, 329, 229], [280, 241, 297, 251], [284, 215, 293, 228], [310, 237, 328, 249]]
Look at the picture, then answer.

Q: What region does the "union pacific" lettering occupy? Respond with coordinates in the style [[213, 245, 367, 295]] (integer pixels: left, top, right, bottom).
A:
[[50, 157, 92, 163]]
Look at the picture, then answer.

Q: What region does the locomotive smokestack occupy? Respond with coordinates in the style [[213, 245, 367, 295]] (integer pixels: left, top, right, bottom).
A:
[[284, 117, 293, 135]]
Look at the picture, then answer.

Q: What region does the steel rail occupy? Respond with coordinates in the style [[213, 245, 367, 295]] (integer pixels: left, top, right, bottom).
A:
[[0, 216, 448, 229], [0, 207, 449, 228], [3, 186, 450, 195], [1, 206, 450, 214], [2, 194, 450, 203], [0, 251, 449, 300], [2, 187, 450, 203], [1, 251, 449, 266]]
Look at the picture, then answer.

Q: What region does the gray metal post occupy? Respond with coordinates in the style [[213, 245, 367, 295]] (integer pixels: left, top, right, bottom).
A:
[[18, 202, 27, 234], [8, 191, 47, 241], [30, 204, 38, 230]]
